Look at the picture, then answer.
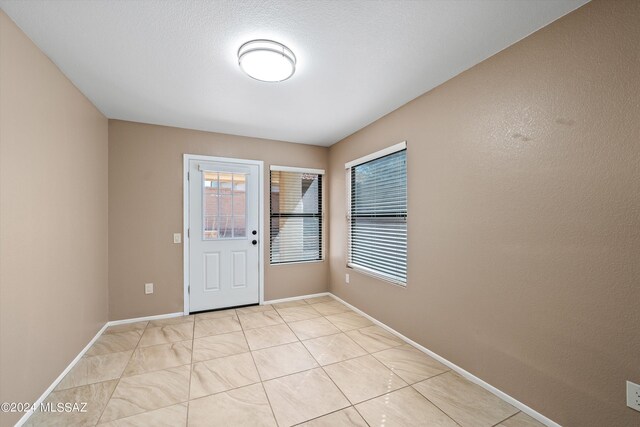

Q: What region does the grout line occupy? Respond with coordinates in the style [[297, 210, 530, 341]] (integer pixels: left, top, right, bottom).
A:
[[238, 309, 281, 426], [318, 361, 351, 410], [119, 361, 193, 379], [290, 406, 365, 427], [194, 312, 238, 324], [350, 405, 373, 427], [94, 329, 144, 424], [351, 381, 463, 427], [491, 411, 522, 426], [356, 383, 412, 403], [245, 325, 301, 352], [54, 355, 129, 393], [412, 369, 451, 383], [259, 380, 280, 427], [180, 355, 261, 399], [192, 327, 243, 341], [135, 336, 193, 351], [96, 400, 191, 426], [409, 383, 464, 427], [185, 314, 196, 426]]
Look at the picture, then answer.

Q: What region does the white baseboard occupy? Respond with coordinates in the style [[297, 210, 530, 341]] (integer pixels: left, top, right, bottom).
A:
[[15, 322, 110, 427], [329, 293, 560, 427], [15, 311, 184, 427], [107, 312, 185, 326], [263, 292, 330, 305]]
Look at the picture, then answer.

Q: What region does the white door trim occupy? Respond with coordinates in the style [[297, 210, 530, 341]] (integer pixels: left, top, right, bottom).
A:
[[183, 154, 265, 315]]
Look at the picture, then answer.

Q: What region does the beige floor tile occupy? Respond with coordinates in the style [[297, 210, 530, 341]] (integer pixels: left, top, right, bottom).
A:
[[345, 325, 404, 353], [244, 323, 298, 350], [188, 383, 277, 427], [194, 316, 242, 338], [190, 352, 260, 399], [192, 331, 249, 362], [271, 300, 308, 309], [57, 351, 132, 390], [148, 315, 194, 327], [303, 296, 334, 304], [97, 403, 187, 426], [287, 317, 341, 340], [104, 321, 148, 335], [413, 371, 518, 427], [238, 310, 284, 330], [194, 309, 237, 320], [263, 368, 350, 426], [373, 344, 449, 383], [298, 407, 367, 427], [26, 380, 117, 427], [123, 341, 192, 376], [252, 342, 319, 380], [100, 365, 190, 423], [276, 305, 322, 322], [138, 322, 194, 347], [86, 330, 141, 356], [498, 412, 546, 427], [302, 333, 367, 365], [235, 304, 274, 315], [323, 355, 407, 404], [355, 386, 458, 427], [325, 312, 372, 332], [310, 301, 351, 316]]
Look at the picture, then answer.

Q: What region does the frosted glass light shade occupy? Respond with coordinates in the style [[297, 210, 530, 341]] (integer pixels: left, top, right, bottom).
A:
[[238, 40, 296, 82]]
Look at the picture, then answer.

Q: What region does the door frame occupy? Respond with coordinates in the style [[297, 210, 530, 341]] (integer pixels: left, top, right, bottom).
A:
[[183, 153, 265, 315]]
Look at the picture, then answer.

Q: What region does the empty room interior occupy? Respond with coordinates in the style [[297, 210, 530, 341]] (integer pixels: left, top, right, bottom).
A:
[[1, 0, 639, 426]]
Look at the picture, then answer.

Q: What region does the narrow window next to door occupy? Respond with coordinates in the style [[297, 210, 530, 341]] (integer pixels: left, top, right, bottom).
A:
[[270, 166, 324, 264]]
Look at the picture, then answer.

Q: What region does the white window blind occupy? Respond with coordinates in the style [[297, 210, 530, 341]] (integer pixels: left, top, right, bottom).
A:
[[347, 146, 407, 284], [270, 168, 323, 264]]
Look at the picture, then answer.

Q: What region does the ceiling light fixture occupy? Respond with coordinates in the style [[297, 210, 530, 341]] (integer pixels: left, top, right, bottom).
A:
[[238, 39, 296, 82]]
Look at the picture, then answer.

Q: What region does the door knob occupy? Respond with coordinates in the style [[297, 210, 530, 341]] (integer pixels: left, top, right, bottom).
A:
[[252, 240, 258, 245], [252, 230, 257, 235]]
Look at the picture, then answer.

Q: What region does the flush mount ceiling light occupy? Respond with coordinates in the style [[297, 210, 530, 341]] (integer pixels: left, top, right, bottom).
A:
[[238, 39, 296, 82]]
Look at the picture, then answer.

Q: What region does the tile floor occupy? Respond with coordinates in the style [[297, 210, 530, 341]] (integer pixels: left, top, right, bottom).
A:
[[26, 296, 545, 427]]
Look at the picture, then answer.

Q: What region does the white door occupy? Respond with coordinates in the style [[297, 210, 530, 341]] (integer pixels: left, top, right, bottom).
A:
[[188, 159, 260, 312]]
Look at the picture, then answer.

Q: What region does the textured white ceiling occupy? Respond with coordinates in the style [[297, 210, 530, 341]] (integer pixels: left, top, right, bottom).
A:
[[0, 0, 588, 146]]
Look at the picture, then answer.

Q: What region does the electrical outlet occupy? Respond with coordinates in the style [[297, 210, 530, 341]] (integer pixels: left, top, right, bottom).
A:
[[145, 283, 154, 295], [173, 233, 181, 244], [628, 381, 640, 412], [345, 273, 350, 284]]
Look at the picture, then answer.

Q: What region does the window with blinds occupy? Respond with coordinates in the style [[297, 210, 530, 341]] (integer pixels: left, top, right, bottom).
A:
[[348, 145, 407, 284], [270, 168, 323, 264]]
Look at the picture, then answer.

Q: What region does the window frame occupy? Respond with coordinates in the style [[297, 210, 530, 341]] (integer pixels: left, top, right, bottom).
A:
[[345, 141, 407, 286], [269, 165, 325, 265]]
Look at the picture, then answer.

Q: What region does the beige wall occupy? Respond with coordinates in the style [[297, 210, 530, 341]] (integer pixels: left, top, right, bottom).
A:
[[108, 120, 329, 320], [0, 10, 109, 427], [328, 1, 640, 426], [3, 1, 639, 425]]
